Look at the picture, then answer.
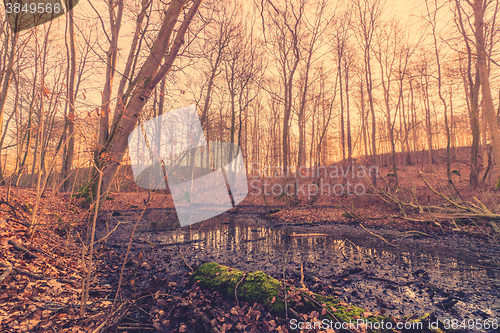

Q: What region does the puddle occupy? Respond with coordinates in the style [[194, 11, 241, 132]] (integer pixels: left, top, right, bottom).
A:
[[100, 209, 500, 330]]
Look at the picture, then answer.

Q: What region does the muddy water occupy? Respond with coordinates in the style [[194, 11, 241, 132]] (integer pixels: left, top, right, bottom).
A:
[[100, 209, 500, 331]]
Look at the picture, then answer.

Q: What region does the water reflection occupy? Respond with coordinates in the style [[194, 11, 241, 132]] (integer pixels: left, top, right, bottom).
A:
[[142, 212, 499, 285]]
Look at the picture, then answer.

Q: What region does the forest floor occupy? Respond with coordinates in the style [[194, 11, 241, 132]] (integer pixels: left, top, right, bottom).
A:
[[1, 153, 500, 332]]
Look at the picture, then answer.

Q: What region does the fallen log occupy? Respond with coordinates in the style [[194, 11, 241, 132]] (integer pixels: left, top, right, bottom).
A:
[[193, 262, 283, 314], [192, 263, 394, 328]]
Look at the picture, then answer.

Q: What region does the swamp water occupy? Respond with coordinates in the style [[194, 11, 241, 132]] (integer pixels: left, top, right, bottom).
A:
[[101, 209, 500, 331]]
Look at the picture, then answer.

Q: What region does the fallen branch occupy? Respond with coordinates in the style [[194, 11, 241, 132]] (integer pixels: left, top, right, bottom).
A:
[[8, 239, 37, 259], [144, 239, 203, 247], [395, 230, 432, 237], [0, 261, 74, 284], [428, 213, 500, 220], [179, 246, 193, 272], [300, 262, 306, 289], [91, 302, 129, 333], [473, 196, 493, 214], [235, 272, 247, 303], [287, 233, 329, 238], [397, 216, 437, 223], [359, 224, 398, 248], [421, 174, 483, 214]]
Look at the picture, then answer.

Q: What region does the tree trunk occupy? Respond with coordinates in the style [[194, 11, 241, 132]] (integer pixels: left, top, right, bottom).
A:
[[0, 31, 18, 181], [97, 0, 202, 195], [99, 0, 124, 147], [62, 1, 77, 191], [473, 0, 500, 188]]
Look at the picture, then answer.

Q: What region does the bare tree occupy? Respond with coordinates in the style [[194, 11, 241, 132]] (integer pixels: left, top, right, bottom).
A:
[[96, 0, 203, 195], [353, 0, 384, 184], [61, 0, 77, 191], [454, 0, 482, 186], [258, 0, 306, 204], [0, 25, 18, 181], [295, 0, 331, 168], [471, 0, 500, 187]]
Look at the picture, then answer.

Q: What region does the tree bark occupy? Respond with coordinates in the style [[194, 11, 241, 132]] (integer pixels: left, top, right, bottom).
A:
[[97, 0, 203, 195], [62, 0, 77, 191], [473, 0, 500, 188], [99, 0, 124, 147]]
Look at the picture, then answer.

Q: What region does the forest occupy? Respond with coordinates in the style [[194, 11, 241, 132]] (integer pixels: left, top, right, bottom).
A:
[[0, 0, 500, 332]]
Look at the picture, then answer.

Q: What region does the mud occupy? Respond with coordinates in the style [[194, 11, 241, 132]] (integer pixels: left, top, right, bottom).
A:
[[97, 206, 500, 332]]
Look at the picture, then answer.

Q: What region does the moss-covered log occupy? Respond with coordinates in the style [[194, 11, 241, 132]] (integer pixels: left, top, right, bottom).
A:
[[192, 262, 284, 313], [193, 263, 400, 332]]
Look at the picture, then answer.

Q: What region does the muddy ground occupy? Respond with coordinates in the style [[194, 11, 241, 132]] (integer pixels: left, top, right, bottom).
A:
[[95, 203, 500, 332]]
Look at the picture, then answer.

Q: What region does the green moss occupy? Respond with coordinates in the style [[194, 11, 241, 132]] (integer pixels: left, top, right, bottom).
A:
[[193, 263, 283, 313], [295, 293, 390, 328], [193, 263, 395, 332]]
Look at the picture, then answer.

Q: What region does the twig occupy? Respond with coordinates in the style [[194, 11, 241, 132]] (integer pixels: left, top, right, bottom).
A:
[[395, 230, 431, 237], [359, 224, 398, 248], [117, 325, 153, 331], [0, 199, 23, 219], [421, 174, 481, 213], [397, 216, 436, 223], [92, 219, 131, 247], [91, 302, 128, 333], [300, 262, 306, 289], [288, 307, 305, 321], [288, 233, 329, 238], [111, 194, 152, 313], [81, 169, 103, 318], [411, 186, 424, 214], [343, 239, 360, 253], [473, 197, 493, 214], [8, 239, 37, 259], [299, 293, 354, 333], [179, 246, 193, 272], [283, 248, 290, 320], [0, 261, 74, 284], [235, 272, 247, 303]]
